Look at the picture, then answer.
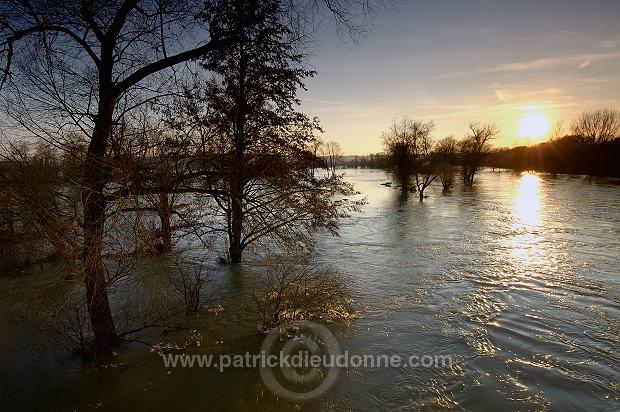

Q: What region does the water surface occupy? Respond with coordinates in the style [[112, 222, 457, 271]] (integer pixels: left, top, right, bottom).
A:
[[1, 169, 619, 411]]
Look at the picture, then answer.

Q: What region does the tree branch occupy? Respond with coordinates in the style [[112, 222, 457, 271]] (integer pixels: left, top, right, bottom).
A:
[[115, 38, 230, 94], [1, 24, 101, 88]]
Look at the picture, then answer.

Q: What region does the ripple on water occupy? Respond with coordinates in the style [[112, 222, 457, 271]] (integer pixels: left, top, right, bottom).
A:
[[2, 169, 620, 411]]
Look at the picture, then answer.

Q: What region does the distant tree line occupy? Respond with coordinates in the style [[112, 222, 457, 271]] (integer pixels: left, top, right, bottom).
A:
[[485, 109, 620, 177], [343, 109, 620, 186], [341, 153, 388, 169]]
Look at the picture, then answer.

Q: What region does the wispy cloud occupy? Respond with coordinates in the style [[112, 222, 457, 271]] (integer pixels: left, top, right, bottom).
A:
[[577, 59, 592, 69], [563, 76, 616, 83], [302, 98, 344, 105], [598, 40, 618, 49], [492, 85, 564, 104], [434, 52, 620, 79], [495, 89, 509, 102], [409, 97, 480, 112], [376, 37, 427, 45], [561, 30, 580, 36]]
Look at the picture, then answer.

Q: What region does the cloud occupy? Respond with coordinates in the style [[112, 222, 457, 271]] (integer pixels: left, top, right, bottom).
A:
[[376, 37, 426, 45], [563, 77, 615, 83], [561, 30, 580, 36], [302, 98, 344, 105], [598, 40, 617, 49], [409, 97, 480, 112], [577, 59, 592, 69], [492, 85, 561, 103], [434, 52, 620, 79], [495, 89, 509, 102]]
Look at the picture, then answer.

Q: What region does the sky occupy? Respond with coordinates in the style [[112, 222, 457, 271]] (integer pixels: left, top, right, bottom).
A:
[[299, 0, 620, 154]]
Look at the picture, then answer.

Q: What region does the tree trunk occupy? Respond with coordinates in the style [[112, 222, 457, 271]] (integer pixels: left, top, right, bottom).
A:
[[82, 63, 117, 344], [228, 148, 244, 263], [157, 192, 172, 253], [229, 189, 243, 264], [82, 188, 116, 344], [229, 47, 247, 264]]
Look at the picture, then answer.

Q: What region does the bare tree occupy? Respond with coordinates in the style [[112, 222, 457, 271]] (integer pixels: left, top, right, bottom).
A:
[[411, 123, 438, 201], [382, 118, 417, 194], [0, 0, 380, 346], [570, 109, 620, 144], [321, 140, 344, 176], [434, 136, 457, 191], [116, 121, 216, 254], [0, 141, 81, 270], [308, 137, 324, 176], [250, 254, 353, 330], [549, 120, 565, 141], [382, 118, 437, 200], [459, 122, 498, 185], [167, 258, 214, 315]]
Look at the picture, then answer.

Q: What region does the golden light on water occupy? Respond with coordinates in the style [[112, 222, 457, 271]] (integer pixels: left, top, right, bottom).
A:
[[518, 112, 551, 141], [514, 172, 542, 227], [509, 172, 545, 263]]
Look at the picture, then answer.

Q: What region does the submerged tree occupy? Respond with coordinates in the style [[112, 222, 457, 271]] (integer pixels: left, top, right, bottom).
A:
[[434, 136, 457, 191], [0, 0, 378, 346], [0, 141, 81, 269], [459, 122, 498, 185], [308, 137, 324, 176], [382, 118, 416, 195], [382, 118, 437, 200], [112, 120, 211, 254], [0, 0, 235, 344], [175, 0, 359, 263], [410, 122, 438, 201], [321, 140, 344, 176]]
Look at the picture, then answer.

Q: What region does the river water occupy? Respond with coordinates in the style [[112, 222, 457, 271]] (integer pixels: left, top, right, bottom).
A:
[[1, 168, 620, 411]]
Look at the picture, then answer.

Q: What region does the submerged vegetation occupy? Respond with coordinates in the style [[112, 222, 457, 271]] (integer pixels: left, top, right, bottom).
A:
[[0, 1, 619, 409], [250, 254, 355, 331], [342, 109, 620, 200], [379, 117, 498, 201], [0, 0, 367, 354]]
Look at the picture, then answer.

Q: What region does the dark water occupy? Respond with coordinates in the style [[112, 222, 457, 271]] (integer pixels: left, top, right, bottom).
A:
[[1, 169, 620, 411]]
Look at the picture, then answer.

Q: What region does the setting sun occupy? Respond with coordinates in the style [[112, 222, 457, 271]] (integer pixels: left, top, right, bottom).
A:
[[518, 112, 551, 141]]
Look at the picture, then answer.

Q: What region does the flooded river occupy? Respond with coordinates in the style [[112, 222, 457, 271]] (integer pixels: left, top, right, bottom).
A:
[[1, 169, 620, 411]]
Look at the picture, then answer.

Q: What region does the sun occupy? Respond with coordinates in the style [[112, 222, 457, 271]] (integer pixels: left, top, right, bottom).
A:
[[518, 112, 551, 140]]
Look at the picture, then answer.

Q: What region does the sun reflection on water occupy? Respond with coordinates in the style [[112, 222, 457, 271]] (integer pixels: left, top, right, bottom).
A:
[[510, 173, 545, 262], [515, 172, 542, 227]]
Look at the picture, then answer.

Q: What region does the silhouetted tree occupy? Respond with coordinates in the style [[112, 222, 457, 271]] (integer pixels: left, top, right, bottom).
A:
[[411, 122, 438, 201], [382, 118, 416, 194], [435, 136, 457, 191], [177, 0, 358, 263], [203, 0, 316, 263], [460, 122, 498, 185], [321, 140, 344, 176], [309, 137, 324, 175], [382, 118, 436, 200], [0, 141, 80, 269], [570, 109, 620, 144], [0, 0, 381, 345], [550, 120, 565, 142]]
